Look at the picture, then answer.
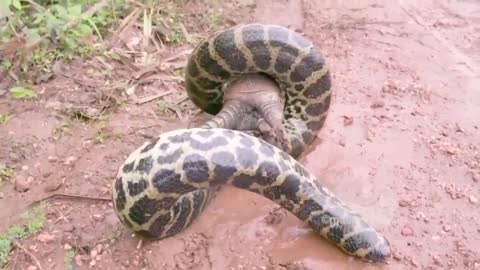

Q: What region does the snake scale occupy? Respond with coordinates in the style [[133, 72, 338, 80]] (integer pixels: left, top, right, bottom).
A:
[[112, 24, 391, 262]]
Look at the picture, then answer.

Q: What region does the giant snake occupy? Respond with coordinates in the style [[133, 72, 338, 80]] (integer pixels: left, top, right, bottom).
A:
[[112, 24, 391, 262]]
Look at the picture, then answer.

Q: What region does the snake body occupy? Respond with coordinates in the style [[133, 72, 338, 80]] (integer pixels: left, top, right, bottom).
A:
[[112, 24, 391, 262], [185, 24, 331, 157]]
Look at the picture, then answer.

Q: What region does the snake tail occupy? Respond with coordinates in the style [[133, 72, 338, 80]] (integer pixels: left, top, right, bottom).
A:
[[112, 128, 391, 262]]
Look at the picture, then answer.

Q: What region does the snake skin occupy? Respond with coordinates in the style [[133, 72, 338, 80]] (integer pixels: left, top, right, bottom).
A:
[[113, 128, 390, 262], [112, 24, 391, 262], [185, 23, 331, 158]]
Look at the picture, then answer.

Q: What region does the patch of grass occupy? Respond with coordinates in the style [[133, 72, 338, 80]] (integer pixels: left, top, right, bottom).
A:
[[0, 164, 13, 184], [53, 122, 71, 140], [64, 249, 76, 270], [94, 120, 109, 144], [0, 114, 13, 125], [10, 86, 36, 100], [0, 205, 46, 268], [206, 9, 222, 30], [1, 0, 127, 73]]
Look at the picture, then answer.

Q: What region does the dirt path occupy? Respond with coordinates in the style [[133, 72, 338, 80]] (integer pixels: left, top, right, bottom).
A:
[[0, 0, 479, 269]]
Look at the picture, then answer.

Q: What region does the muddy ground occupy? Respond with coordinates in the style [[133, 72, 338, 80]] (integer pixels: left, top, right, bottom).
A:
[[1, 0, 479, 269]]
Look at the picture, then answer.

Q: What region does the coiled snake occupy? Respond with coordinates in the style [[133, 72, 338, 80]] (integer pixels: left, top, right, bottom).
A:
[[112, 24, 391, 262]]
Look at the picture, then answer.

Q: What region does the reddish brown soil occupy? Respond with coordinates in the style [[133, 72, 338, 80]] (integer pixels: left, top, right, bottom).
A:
[[1, 0, 479, 269]]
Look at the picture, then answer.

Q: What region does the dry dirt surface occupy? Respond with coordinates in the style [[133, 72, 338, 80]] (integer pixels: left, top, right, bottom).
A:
[[1, 0, 480, 269]]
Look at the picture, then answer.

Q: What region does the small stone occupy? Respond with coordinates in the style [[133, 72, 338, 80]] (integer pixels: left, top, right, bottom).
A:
[[92, 214, 104, 221], [44, 180, 63, 192], [472, 173, 480, 182], [89, 259, 96, 267], [433, 255, 442, 266], [338, 138, 346, 147], [62, 223, 75, 232], [26, 266, 37, 270], [95, 244, 103, 254], [64, 156, 77, 166], [21, 165, 29, 171], [37, 233, 55, 243], [398, 200, 409, 207], [392, 250, 402, 261], [371, 100, 385, 109], [469, 195, 478, 204], [15, 176, 30, 192], [47, 156, 58, 162], [90, 249, 98, 259], [401, 225, 414, 236], [64, 243, 72, 250], [122, 260, 130, 267], [342, 116, 354, 126], [443, 225, 451, 232], [432, 235, 440, 241]]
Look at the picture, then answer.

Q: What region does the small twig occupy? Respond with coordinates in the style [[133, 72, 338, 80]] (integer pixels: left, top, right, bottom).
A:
[[134, 90, 174, 105], [179, 23, 193, 43], [28, 193, 111, 209], [12, 241, 44, 270]]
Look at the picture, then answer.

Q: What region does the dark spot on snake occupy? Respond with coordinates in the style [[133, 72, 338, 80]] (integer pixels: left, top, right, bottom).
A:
[[122, 161, 135, 173], [290, 137, 304, 158], [196, 130, 214, 138], [326, 218, 354, 244], [190, 136, 228, 151], [290, 49, 325, 82], [263, 186, 282, 201], [254, 161, 280, 186], [305, 102, 326, 116], [239, 135, 254, 147], [236, 147, 258, 169], [259, 143, 275, 156], [140, 137, 160, 153], [152, 169, 196, 194], [136, 214, 172, 238], [342, 230, 382, 254], [168, 132, 192, 143], [196, 41, 231, 79], [128, 195, 167, 225], [232, 173, 255, 189], [242, 25, 271, 70], [306, 118, 326, 131], [294, 84, 304, 92], [304, 71, 331, 98], [165, 196, 193, 236], [212, 151, 237, 182], [183, 154, 210, 183], [279, 174, 302, 203], [196, 77, 221, 89], [296, 199, 323, 220], [136, 156, 154, 174], [310, 212, 336, 232], [268, 26, 289, 47], [274, 45, 299, 74], [214, 29, 247, 72], [127, 178, 149, 197], [291, 32, 312, 48], [187, 59, 200, 77], [302, 131, 314, 144], [158, 149, 183, 164], [114, 177, 126, 211], [159, 143, 168, 150]]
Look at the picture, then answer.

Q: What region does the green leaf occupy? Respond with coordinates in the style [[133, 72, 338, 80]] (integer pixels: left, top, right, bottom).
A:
[[25, 28, 40, 43], [10, 86, 37, 99], [68, 4, 82, 17], [11, 0, 20, 10]]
